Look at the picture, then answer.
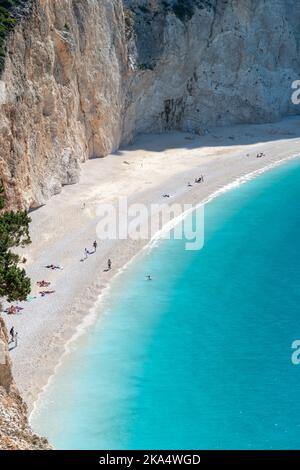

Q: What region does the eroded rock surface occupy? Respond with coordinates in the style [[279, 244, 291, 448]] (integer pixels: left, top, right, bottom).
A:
[[0, 0, 299, 207], [0, 317, 50, 450]]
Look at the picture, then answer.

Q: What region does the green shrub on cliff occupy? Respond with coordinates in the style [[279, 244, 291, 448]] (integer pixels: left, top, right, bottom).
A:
[[0, 185, 5, 211], [0, 0, 26, 71], [0, 210, 31, 302]]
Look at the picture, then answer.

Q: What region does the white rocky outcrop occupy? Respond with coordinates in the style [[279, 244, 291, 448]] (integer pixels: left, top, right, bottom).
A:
[[0, 0, 299, 208]]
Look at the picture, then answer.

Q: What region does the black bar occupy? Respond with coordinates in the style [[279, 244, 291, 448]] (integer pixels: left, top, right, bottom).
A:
[[1, 450, 300, 466]]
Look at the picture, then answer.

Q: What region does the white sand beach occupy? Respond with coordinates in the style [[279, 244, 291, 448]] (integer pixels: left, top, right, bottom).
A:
[[4, 116, 300, 410]]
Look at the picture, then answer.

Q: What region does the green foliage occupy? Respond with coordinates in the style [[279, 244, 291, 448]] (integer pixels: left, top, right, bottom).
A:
[[0, 184, 5, 210], [0, 210, 31, 250], [0, 0, 28, 72], [0, 210, 31, 302]]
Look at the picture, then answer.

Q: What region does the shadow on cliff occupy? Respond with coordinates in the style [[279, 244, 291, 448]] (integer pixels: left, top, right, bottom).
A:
[[115, 116, 300, 156]]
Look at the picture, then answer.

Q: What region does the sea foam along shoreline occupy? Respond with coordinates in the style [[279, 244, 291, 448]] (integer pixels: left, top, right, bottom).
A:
[[149, 151, 300, 247], [29, 148, 300, 428], [5, 117, 300, 414]]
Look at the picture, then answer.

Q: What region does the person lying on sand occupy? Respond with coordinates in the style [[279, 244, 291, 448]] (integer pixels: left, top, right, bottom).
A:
[[37, 280, 51, 288], [162, 194, 170, 198], [195, 176, 205, 183], [46, 264, 63, 271], [6, 306, 17, 315], [39, 290, 56, 297], [5, 306, 24, 315]]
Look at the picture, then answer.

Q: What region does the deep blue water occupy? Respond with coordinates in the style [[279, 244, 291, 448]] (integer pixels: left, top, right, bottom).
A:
[[31, 158, 300, 449]]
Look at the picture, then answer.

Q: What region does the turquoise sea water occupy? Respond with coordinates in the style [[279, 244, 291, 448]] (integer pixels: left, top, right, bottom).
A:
[[31, 158, 300, 450]]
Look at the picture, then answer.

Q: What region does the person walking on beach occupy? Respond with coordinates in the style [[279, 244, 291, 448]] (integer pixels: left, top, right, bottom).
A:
[[14, 332, 18, 348], [9, 327, 14, 343], [85, 248, 89, 259], [108, 259, 112, 271], [93, 241, 98, 253]]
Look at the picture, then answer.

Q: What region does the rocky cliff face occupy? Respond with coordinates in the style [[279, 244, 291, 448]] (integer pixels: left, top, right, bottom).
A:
[[0, 317, 50, 449], [0, 0, 300, 208]]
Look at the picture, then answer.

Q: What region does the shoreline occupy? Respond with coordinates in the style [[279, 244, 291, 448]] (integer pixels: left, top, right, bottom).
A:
[[4, 116, 300, 413], [29, 148, 300, 424]]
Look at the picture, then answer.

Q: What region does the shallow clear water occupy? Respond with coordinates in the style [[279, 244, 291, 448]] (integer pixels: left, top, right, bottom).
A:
[[31, 158, 300, 450]]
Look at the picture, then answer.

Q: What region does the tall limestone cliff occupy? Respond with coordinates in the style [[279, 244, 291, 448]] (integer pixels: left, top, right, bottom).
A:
[[0, 0, 300, 209], [0, 317, 50, 449]]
